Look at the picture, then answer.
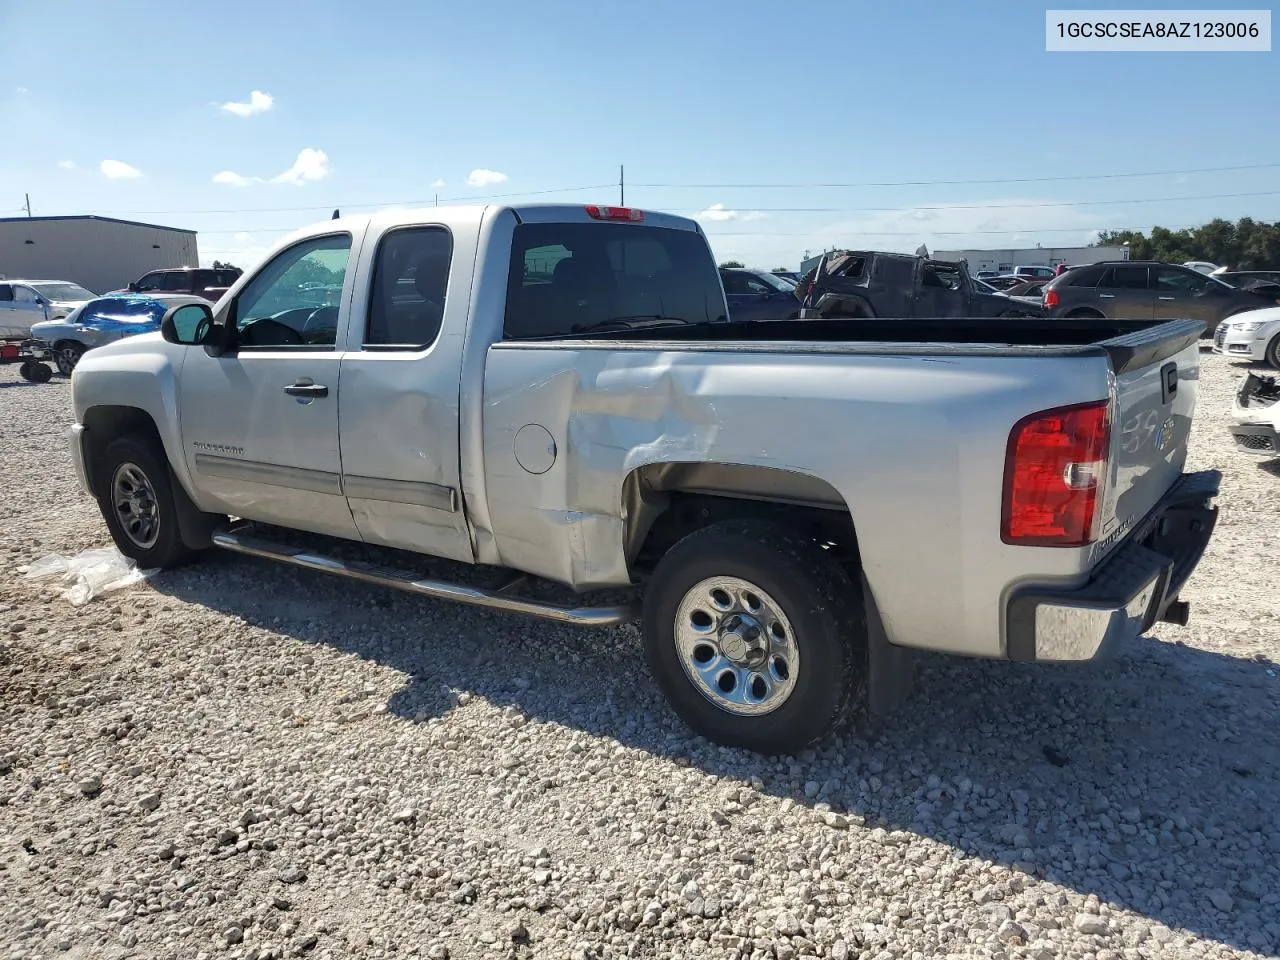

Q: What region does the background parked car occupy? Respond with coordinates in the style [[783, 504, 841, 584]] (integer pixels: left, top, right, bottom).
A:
[[719, 267, 801, 322], [1012, 265, 1056, 280], [113, 266, 241, 301], [29, 292, 210, 375], [1042, 260, 1276, 337], [1213, 305, 1280, 368], [1213, 270, 1280, 299], [1003, 280, 1048, 298], [0, 279, 95, 338]]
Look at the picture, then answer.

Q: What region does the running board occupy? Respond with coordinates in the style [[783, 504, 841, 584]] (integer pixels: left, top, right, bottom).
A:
[[210, 524, 638, 627]]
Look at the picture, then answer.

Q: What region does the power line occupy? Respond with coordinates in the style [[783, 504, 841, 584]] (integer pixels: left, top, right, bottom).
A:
[[688, 189, 1280, 214], [632, 161, 1280, 189], [707, 225, 1204, 238]]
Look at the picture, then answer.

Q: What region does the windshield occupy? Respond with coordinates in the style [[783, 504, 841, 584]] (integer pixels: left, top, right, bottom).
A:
[[31, 282, 94, 302]]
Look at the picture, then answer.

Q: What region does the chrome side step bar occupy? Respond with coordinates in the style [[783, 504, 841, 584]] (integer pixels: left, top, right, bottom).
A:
[[210, 524, 638, 627]]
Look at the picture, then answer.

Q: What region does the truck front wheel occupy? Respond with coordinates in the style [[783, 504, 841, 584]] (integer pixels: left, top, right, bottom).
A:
[[642, 520, 864, 754], [93, 435, 195, 569]]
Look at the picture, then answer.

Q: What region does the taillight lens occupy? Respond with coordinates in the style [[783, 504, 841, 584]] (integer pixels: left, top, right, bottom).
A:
[[1002, 400, 1110, 546], [1043, 288, 1059, 310]]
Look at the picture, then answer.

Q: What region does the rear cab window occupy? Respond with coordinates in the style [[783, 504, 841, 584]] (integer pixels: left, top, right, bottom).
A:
[[503, 222, 726, 339]]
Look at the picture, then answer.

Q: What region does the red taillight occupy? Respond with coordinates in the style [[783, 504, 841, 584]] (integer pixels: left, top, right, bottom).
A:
[[1043, 288, 1060, 310], [585, 205, 643, 222], [1002, 400, 1110, 547]]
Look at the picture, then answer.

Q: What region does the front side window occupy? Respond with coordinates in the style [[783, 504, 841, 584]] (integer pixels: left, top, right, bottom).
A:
[[135, 272, 164, 292], [233, 233, 351, 348], [1153, 267, 1210, 294], [504, 222, 726, 340], [365, 226, 452, 349]]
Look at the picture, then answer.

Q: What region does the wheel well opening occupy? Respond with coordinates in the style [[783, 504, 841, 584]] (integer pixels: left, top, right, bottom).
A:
[[82, 406, 163, 491], [623, 462, 859, 577]]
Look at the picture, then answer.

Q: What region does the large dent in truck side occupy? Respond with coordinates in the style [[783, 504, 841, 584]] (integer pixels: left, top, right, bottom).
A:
[[482, 344, 1117, 657]]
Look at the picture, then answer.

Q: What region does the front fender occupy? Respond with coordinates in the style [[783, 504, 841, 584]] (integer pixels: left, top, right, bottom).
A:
[[72, 337, 194, 496]]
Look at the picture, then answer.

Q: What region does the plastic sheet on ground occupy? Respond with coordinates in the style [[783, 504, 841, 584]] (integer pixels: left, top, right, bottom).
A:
[[22, 546, 157, 606]]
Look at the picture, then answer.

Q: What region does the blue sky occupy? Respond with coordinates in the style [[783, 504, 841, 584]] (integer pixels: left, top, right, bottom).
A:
[[2, 0, 1277, 270]]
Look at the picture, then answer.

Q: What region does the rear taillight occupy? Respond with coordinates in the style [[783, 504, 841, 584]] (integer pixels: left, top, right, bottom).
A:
[[1043, 288, 1059, 310], [585, 205, 643, 222], [1002, 400, 1110, 547]]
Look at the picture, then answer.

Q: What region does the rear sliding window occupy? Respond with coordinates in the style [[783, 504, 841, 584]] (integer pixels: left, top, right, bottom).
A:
[[503, 222, 727, 340]]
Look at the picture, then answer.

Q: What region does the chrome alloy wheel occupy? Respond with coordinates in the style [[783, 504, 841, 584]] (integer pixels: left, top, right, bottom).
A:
[[111, 462, 160, 550], [674, 576, 799, 716]]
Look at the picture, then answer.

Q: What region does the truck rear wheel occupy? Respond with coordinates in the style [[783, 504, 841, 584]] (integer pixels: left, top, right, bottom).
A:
[[93, 435, 196, 569], [642, 520, 864, 754]]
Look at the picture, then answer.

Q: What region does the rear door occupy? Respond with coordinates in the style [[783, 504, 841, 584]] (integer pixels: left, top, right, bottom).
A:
[[1097, 265, 1153, 319], [336, 220, 477, 563], [10, 285, 47, 334]]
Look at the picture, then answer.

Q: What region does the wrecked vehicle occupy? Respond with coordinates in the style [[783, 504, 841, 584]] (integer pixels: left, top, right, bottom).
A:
[[794, 251, 1043, 319], [1230, 372, 1280, 457], [69, 203, 1219, 754]]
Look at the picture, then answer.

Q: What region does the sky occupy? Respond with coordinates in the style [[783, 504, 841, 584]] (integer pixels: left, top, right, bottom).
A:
[[2, 0, 1278, 271]]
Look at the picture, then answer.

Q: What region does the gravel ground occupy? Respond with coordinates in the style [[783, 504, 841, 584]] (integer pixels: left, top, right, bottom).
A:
[[1, 350, 1278, 960]]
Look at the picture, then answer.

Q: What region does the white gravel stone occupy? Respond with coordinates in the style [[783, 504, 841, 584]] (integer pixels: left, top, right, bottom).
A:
[[1, 353, 1278, 960]]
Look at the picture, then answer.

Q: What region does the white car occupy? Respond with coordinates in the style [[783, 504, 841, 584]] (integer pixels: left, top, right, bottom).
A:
[[1212, 306, 1280, 369], [0, 279, 95, 339], [1229, 371, 1280, 457]]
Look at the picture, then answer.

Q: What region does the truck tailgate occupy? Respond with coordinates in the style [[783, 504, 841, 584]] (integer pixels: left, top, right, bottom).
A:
[[1092, 320, 1203, 562]]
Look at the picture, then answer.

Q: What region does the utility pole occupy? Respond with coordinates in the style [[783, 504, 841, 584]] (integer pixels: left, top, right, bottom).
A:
[[434, 194, 438, 207], [24, 193, 32, 217], [619, 165, 625, 206]]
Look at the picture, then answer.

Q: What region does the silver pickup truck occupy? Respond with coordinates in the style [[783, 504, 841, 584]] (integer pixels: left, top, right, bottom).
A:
[[68, 203, 1221, 754]]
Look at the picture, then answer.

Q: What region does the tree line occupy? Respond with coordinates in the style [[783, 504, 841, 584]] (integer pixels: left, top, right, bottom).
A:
[[1096, 217, 1280, 269]]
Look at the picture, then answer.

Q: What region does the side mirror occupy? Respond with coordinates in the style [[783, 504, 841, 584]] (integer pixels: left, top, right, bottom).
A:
[[161, 302, 214, 347], [127, 282, 140, 292]]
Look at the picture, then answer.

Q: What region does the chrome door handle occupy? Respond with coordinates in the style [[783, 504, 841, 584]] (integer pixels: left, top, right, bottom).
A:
[[1157, 296, 1176, 301], [1099, 294, 1116, 299], [284, 380, 328, 398]]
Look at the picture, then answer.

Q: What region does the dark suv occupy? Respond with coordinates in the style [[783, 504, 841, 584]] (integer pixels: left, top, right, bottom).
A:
[[1043, 260, 1275, 338], [121, 267, 242, 301]]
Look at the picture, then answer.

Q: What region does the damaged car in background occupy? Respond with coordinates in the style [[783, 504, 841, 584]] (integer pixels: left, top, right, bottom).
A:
[[30, 293, 213, 375], [794, 250, 1043, 319], [1230, 371, 1280, 458]]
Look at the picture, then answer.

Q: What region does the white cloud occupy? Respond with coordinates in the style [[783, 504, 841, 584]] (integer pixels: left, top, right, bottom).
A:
[[212, 170, 258, 187], [57, 160, 76, 171], [100, 159, 142, 179], [466, 168, 508, 187], [220, 90, 274, 117], [272, 148, 331, 186], [432, 178, 446, 188], [16, 86, 29, 94], [695, 203, 768, 223]]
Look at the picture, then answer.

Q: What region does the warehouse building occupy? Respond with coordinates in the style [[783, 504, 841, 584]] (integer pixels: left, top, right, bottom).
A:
[[931, 244, 1128, 274], [0, 215, 198, 295]]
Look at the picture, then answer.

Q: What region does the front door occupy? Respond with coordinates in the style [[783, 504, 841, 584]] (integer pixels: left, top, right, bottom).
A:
[[178, 231, 363, 540], [337, 222, 475, 562], [1151, 264, 1215, 324], [0, 284, 16, 338], [11, 285, 48, 334]]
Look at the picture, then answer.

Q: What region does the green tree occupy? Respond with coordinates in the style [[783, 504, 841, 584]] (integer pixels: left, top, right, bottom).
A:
[[1094, 218, 1280, 269], [212, 259, 240, 271], [718, 260, 744, 269]]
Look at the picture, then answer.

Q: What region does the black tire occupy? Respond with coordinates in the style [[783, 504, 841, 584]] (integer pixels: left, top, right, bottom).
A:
[[1066, 308, 1105, 319], [93, 435, 195, 569], [27, 362, 52, 383], [641, 520, 864, 754], [1267, 332, 1280, 371], [18, 361, 36, 381], [54, 341, 85, 377]]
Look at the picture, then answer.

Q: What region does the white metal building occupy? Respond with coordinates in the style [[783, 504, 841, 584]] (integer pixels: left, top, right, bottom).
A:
[[932, 245, 1128, 274], [0, 215, 198, 295]]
